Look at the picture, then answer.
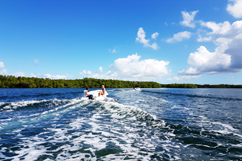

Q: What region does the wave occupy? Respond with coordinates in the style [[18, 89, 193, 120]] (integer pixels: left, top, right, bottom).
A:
[[0, 90, 84, 102], [142, 90, 242, 101], [0, 97, 174, 161], [0, 98, 73, 111], [1, 93, 241, 160]]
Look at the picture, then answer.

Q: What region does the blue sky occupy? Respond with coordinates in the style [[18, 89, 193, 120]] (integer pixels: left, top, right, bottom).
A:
[[0, 0, 242, 84]]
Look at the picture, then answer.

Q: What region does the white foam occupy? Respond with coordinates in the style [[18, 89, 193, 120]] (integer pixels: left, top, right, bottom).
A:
[[0, 98, 72, 111], [211, 121, 237, 132], [1, 93, 185, 160]]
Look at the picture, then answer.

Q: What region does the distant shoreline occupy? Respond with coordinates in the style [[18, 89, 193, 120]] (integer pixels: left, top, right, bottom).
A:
[[0, 75, 241, 88]]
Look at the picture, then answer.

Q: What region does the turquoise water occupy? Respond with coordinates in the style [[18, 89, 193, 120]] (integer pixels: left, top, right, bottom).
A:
[[0, 88, 242, 160]]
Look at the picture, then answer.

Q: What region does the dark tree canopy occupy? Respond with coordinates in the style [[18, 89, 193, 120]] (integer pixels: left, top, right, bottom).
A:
[[0, 75, 162, 88], [0, 75, 241, 88]]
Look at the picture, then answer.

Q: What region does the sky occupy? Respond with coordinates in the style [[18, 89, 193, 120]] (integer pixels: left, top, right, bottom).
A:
[[0, 0, 242, 84]]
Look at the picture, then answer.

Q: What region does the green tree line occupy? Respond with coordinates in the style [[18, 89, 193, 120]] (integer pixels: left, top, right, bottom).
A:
[[195, 84, 242, 88], [0, 75, 162, 88], [162, 83, 197, 88], [0, 75, 241, 88]]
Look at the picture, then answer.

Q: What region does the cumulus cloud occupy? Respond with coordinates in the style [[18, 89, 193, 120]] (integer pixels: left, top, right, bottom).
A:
[[151, 32, 159, 39], [86, 71, 118, 80], [0, 62, 6, 75], [99, 66, 103, 73], [189, 46, 230, 71], [180, 10, 199, 28], [44, 73, 73, 79], [44, 74, 52, 78], [79, 70, 86, 75], [79, 70, 92, 75], [167, 75, 201, 81], [14, 72, 25, 77], [167, 31, 191, 43], [227, 0, 242, 18], [180, 46, 231, 75], [111, 53, 169, 80], [80, 54, 169, 81], [136, 27, 159, 50], [0, 69, 7, 75], [180, 20, 242, 76], [0, 62, 4, 68], [30, 73, 37, 77], [224, 34, 242, 69], [200, 21, 231, 35], [178, 67, 199, 75], [86, 71, 92, 75], [136, 27, 149, 45], [79, 67, 118, 79]]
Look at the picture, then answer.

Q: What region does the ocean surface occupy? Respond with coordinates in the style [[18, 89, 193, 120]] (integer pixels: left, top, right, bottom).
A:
[[0, 88, 242, 161]]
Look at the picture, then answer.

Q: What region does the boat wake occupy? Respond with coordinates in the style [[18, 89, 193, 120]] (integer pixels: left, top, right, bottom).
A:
[[0, 88, 242, 160]]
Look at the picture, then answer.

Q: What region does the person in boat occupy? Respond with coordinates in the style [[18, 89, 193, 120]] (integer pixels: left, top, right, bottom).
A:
[[98, 85, 106, 97], [84, 88, 93, 100]]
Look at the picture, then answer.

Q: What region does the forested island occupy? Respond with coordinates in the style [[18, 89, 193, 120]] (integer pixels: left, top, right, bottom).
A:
[[0, 75, 242, 88]]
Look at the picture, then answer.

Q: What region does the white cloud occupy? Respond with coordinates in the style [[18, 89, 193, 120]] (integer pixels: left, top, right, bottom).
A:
[[0, 69, 7, 75], [151, 32, 159, 39], [182, 46, 231, 75], [197, 35, 212, 42], [44, 74, 52, 78], [79, 70, 86, 75], [34, 59, 39, 64], [99, 66, 103, 73], [112, 49, 117, 53], [53, 75, 67, 79], [30, 73, 37, 77], [87, 71, 118, 80], [44, 73, 73, 79], [81, 54, 169, 81], [86, 71, 92, 75], [167, 31, 191, 43], [109, 48, 117, 53], [14, 72, 25, 77], [200, 21, 231, 35], [136, 27, 159, 50], [150, 42, 158, 50], [111, 53, 169, 80], [178, 67, 199, 75], [0, 62, 4, 68], [180, 19, 242, 76], [167, 75, 201, 81], [180, 10, 199, 28], [136, 27, 149, 44], [0, 62, 6, 75], [227, 0, 242, 18], [79, 67, 118, 79], [79, 70, 92, 75], [188, 46, 231, 68]]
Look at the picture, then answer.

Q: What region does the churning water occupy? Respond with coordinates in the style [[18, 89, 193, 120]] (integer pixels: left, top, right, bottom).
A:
[[0, 88, 242, 160]]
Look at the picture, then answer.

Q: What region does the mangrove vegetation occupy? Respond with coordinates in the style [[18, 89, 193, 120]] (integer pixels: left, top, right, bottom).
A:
[[0, 75, 241, 88]]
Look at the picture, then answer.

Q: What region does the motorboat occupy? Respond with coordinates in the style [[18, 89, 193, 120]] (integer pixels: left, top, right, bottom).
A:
[[82, 90, 108, 101], [133, 87, 141, 91]]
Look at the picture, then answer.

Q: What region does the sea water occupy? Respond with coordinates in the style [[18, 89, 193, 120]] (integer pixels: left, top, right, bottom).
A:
[[0, 88, 241, 160]]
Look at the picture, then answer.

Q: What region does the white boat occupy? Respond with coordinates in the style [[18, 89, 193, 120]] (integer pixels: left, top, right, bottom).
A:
[[82, 90, 108, 101], [134, 87, 141, 91]]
